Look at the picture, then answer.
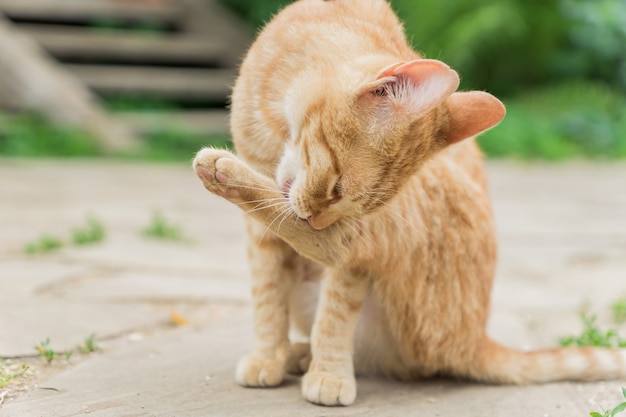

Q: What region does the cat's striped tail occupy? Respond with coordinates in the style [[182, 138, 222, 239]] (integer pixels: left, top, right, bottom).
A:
[[470, 338, 626, 384]]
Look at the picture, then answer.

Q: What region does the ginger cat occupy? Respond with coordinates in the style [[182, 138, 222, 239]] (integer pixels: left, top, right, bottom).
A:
[[193, 0, 626, 406]]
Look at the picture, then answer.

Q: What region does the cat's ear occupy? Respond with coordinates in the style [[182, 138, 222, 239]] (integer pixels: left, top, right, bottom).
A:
[[445, 91, 506, 144], [369, 59, 460, 115]]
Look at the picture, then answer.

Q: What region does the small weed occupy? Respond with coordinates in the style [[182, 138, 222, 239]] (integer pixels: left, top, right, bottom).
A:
[[77, 334, 98, 354], [0, 360, 29, 388], [33, 334, 99, 364], [612, 299, 626, 324], [560, 313, 626, 348], [141, 212, 185, 241], [590, 387, 626, 417], [34, 338, 55, 363], [24, 235, 63, 254], [72, 216, 106, 245], [25, 215, 107, 253]]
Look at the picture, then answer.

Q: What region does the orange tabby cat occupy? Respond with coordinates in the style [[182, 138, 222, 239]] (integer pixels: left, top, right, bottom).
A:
[[193, 0, 626, 406]]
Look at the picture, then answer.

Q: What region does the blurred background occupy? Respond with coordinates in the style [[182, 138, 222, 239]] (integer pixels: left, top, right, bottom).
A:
[[0, 0, 624, 161]]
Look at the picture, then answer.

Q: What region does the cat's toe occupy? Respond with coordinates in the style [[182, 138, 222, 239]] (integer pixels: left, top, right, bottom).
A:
[[193, 147, 234, 171], [302, 370, 356, 406], [193, 148, 241, 199], [235, 353, 285, 388], [286, 342, 311, 375]]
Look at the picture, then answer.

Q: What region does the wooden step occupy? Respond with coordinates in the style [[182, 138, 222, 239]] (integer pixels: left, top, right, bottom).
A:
[[0, 0, 181, 26], [117, 109, 230, 136], [65, 64, 235, 102], [19, 24, 229, 66]]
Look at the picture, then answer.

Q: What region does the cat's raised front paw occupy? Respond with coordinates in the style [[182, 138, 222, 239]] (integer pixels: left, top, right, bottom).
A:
[[236, 353, 285, 388], [302, 370, 356, 406], [193, 148, 242, 200]]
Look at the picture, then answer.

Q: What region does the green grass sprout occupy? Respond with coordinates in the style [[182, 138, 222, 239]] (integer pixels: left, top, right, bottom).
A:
[[25, 235, 63, 254], [0, 360, 29, 388], [78, 334, 99, 353], [560, 313, 626, 348], [612, 298, 626, 324], [141, 212, 185, 241], [72, 216, 106, 245], [590, 387, 626, 417], [34, 338, 56, 363]]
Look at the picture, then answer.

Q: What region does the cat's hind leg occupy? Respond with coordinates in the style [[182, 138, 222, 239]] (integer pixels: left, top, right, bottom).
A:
[[286, 342, 312, 375], [286, 268, 322, 375]]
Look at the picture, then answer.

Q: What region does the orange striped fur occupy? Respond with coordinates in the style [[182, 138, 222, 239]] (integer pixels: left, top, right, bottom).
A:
[[194, 0, 626, 406]]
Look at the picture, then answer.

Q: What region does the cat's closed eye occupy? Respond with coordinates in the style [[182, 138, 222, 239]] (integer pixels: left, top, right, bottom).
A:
[[330, 181, 342, 204]]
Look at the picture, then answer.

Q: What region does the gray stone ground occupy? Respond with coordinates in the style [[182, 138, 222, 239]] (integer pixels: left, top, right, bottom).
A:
[[0, 158, 625, 417]]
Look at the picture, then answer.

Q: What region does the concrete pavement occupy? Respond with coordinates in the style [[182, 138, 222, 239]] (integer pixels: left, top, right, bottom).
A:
[[0, 158, 625, 416]]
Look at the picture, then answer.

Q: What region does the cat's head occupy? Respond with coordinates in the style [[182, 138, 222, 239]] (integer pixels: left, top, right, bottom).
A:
[[276, 59, 505, 230]]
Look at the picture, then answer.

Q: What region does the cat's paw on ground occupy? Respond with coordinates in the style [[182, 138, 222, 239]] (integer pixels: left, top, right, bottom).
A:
[[286, 342, 311, 375], [302, 370, 356, 406], [235, 353, 286, 388], [193, 148, 244, 201]]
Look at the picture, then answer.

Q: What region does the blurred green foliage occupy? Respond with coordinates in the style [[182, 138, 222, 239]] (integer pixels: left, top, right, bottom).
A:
[[0, 113, 102, 157], [138, 130, 231, 161], [479, 81, 626, 159], [394, 0, 626, 96]]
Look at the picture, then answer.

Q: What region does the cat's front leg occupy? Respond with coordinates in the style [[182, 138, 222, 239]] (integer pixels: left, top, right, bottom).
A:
[[193, 148, 349, 267], [235, 218, 299, 387], [302, 268, 370, 406]]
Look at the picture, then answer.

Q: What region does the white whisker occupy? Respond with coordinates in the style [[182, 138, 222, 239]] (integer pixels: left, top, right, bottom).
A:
[[257, 204, 297, 244], [244, 200, 291, 215]]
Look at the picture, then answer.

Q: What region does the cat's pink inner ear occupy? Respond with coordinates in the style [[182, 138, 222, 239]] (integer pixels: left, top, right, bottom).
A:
[[377, 59, 460, 114], [446, 91, 506, 144]]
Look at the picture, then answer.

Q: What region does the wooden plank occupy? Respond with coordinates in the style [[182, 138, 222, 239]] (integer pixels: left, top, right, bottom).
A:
[[19, 24, 228, 66], [0, 0, 181, 25], [65, 64, 235, 101], [117, 109, 230, 136], [0, 14, 139, 152]]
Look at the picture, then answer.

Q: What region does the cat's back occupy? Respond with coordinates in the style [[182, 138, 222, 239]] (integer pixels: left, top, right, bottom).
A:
[[230, 0, 413, 169]]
